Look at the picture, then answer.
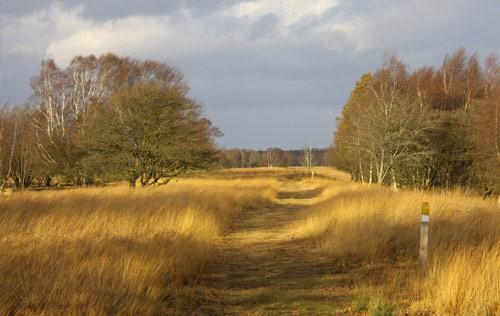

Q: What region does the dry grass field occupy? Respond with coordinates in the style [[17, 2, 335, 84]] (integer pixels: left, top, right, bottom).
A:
[[293, 169, 500, 316], [0, 167, 498, 315], [0, 176, 277, 315]]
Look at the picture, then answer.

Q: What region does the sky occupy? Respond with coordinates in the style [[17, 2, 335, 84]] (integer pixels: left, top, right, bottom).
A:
[[1, 0, 499, 149]]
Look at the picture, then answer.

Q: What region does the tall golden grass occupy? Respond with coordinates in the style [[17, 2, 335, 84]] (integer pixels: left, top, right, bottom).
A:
[[0, 178, 276, 315], [417, 245, 500, 315], [1, 168, 498, 315], [294, 178, 500, 315]]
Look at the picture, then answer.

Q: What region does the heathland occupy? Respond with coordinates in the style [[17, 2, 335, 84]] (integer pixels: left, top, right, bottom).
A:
[[1, 167, 498, 315]]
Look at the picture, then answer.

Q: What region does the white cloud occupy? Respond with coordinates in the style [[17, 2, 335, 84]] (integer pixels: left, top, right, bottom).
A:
[[37, 5, 251, 65], [2, 4, 89, 57], [2, 0, 365, 68], [224, 0, 337, 25], [46, 16, 171, 65], [3, 0, 498, 77]]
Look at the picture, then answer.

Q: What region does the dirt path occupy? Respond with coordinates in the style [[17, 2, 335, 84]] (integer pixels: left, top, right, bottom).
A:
[[198, 181, 354, 315]]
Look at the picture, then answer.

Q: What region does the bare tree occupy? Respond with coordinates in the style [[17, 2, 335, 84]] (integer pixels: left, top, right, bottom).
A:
[[265, 148, 277, 168], [264, 148, 285, 168], [303, 145, 313, 169], [0, 108, 17, 191], [11, 108, 38, 190], [484, 54, 500, 98], [464, 53, 483, 112], [440, 48, 467, 110]]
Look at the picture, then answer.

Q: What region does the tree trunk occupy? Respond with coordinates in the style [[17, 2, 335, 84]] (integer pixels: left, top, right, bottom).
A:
[[377, 163, 384, 184], [359, 161, 365, 184], [369, 161, 373, 184], [46, 176, 52, 187], [391, 169, 399, 192], [129, 177, 137, 188]]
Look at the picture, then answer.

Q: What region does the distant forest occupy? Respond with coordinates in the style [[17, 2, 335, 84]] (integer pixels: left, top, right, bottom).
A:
[[333, 48, 500, 195], [218, 147, 329, 168]]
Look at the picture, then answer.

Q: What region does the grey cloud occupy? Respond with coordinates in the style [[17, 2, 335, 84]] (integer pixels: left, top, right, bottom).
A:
[[288, 5, 339, 35], [247, 13, 279, 40], [1, 0, 499, 149], [1, 0, 251, 19], [333, 0, 500, 53]]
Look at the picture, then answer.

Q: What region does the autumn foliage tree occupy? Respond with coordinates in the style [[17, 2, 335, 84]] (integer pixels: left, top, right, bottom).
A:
[[30, 54, 189, 183], [333, 49, 500, 195], [0, 54, 219, 189]]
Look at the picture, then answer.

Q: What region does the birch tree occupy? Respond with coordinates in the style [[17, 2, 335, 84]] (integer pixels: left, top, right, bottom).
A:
[[303, 145, 313, 169], [333, 50, 499, 191], [265, 148, 278, 168], [334, 56, 430, 186], [31, 54, 187, 182]]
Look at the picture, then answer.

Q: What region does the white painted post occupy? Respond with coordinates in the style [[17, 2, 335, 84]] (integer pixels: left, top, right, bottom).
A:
[[419, 202, 430, 270]]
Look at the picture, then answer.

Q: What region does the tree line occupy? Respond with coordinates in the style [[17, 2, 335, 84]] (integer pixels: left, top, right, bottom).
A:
[[0, 54, 219, 190], [218, 147, 329, 168], [332, 48, 500, 195]]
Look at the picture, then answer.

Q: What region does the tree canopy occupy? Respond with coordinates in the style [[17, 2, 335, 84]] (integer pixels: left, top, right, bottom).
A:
[[332, 49, 500, 194], [84, 83, 220, 187], [0, 54, 219, 189]]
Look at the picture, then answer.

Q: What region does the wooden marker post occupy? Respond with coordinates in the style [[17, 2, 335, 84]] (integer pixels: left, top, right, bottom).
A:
[[419, 202, 430, 270]]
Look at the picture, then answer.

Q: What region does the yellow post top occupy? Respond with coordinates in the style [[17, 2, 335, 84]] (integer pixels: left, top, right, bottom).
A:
[[421, 202, 430, 215]]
